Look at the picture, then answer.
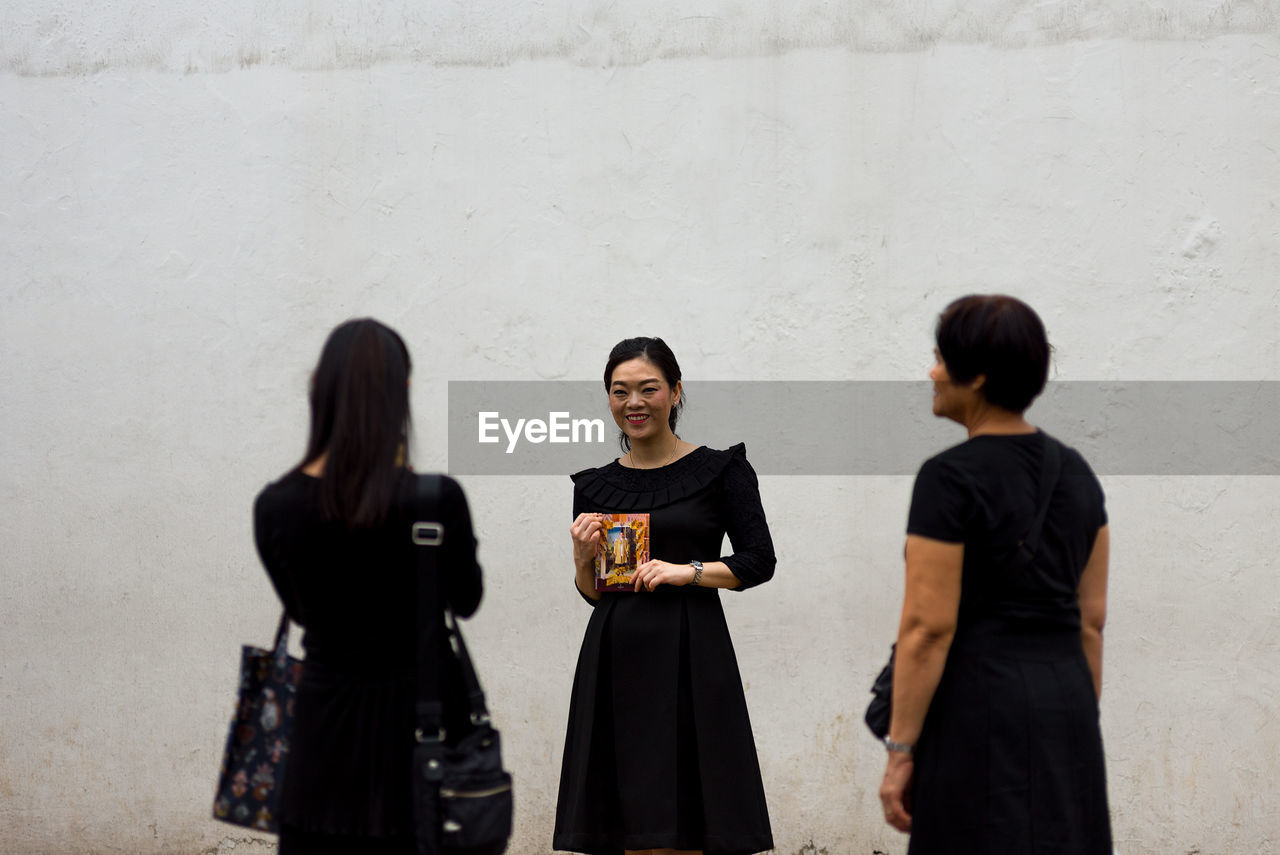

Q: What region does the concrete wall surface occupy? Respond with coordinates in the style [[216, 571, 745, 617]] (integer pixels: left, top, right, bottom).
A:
[[2, 2, 1278, 853]]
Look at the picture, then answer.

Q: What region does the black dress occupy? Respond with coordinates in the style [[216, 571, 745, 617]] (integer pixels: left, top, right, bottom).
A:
[[253, 470, 482, 854], [904, 432, 1112, 854], [554, 444, 775, 855]]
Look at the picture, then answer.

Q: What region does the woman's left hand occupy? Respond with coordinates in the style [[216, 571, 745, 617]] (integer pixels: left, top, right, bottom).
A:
[[879, 752, 914, 832], [631, 559, 694, 591]]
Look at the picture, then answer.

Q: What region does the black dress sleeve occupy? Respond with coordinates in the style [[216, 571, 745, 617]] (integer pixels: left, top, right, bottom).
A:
[[253, 483, 304, 622], [1065, 445, 1109, 528], [440, 475, 483, 618], [571, 480, 601, 607], [906, 454, 974, 543], [717, 449, 776, 591]]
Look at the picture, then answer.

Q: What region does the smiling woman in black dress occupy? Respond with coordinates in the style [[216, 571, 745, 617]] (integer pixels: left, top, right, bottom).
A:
[[554, 337, 775, 855], [879, 296, 1112, 853]]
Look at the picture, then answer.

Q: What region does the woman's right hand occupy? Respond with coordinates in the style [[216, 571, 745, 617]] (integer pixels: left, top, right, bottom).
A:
[[570, 513, 606, 568], [879, 751, 914, 832]]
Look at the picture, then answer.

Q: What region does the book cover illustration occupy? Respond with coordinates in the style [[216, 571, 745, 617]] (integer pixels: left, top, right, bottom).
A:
[[595, 513, 650, 592]]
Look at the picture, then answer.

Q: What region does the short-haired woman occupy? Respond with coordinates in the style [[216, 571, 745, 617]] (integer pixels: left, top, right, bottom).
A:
[[879, 295, 1112, 853]]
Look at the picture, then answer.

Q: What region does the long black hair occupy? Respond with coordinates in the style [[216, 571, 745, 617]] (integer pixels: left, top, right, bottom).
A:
[[300, 318, 412, 527], [603, 336, 684, 452]]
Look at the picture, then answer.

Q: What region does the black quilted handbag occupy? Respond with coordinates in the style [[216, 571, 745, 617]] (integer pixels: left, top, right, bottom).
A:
[[411, 475, 512, 855], [864, 644, 895, 739], [212, 612, 302, 832]]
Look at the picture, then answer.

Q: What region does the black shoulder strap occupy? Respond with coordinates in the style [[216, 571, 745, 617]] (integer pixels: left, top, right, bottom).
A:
[[413, 475, 490, 743], [1007, 433, 1062, 573], [271, 610, 293, 667], [1026, 433, 1062, 551]]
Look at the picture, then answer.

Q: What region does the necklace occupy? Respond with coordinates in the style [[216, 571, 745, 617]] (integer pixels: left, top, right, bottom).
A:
[[627, 435, 679, 469]]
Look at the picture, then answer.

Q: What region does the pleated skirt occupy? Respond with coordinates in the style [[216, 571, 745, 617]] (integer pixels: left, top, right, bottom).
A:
[[554, 590, 773, 855]]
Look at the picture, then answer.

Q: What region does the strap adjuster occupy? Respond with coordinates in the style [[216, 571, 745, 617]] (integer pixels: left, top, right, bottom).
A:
[[412, 522, 444, 546]]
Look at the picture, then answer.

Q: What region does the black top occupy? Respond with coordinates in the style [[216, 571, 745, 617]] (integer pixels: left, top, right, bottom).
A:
[[570, 444, 776, 589], [554, 444, 775, 855], [907, 431, 1107, 632], [902, 431, 1113, 854], [254, 469, 482, 836]]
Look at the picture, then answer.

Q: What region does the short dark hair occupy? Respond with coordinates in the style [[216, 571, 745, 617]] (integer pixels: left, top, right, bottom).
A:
[[935, 295, 1050, 413], [301, 318, 412, 527], [603, 337, 684, 451]]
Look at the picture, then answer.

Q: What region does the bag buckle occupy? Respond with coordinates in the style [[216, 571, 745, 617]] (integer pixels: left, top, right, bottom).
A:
[[412, 522, 444, 546], [415, 726, 446, 744], [470, 712, 491, 726]]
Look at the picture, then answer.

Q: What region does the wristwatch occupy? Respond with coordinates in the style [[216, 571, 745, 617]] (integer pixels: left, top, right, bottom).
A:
[[689, 559, 704, 586], [884, 736, 915, 755]]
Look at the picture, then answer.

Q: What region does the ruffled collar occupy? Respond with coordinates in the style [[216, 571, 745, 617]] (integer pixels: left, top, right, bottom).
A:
[[570, 443, 746, 511]]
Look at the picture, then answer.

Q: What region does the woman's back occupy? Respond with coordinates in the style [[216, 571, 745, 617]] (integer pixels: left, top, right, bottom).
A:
[[256, 470, 415, 666], [907, 431, 1107, 633], [254, 469, 482, 841]]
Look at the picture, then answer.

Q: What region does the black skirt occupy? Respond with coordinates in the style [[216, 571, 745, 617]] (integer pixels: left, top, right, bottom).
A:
[[278, 824, 416, 855], [281, 661, 417, 837], [908, 624, 1112, 854], [554, 589, 772, 855]]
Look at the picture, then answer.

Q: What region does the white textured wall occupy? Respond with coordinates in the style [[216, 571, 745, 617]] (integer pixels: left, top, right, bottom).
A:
[[2, 2, 1279, 853]]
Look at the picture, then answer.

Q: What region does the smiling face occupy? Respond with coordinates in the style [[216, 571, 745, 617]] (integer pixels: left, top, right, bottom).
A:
[[929, 348, 983, 424], [608, 357, 681, 445]]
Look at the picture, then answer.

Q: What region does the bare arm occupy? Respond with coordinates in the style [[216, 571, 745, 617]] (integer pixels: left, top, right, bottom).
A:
[[890, 535, 963, 742], [1078, 524, 1110, 699], [631, 558, 741, 591], [880, 534, 963, 832]]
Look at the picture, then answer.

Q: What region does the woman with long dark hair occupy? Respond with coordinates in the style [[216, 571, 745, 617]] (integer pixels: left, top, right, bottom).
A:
[[554, 337, 776, 855], [879, 295, 1112, 853], [254, 318, 482, 854]]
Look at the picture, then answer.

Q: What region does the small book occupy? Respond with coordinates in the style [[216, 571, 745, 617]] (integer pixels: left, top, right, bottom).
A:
[[595, 513, 650, 592]]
